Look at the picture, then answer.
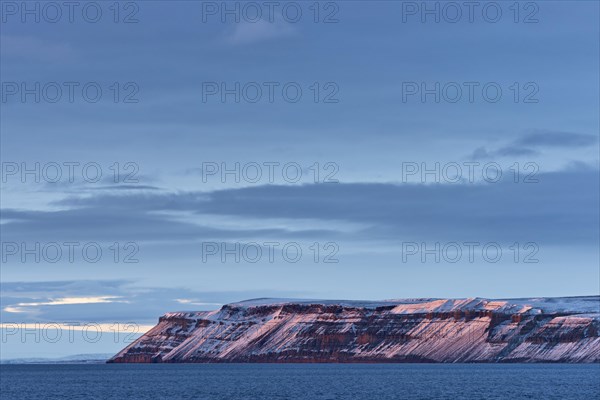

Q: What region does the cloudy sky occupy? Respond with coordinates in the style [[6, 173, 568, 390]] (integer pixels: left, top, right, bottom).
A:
[[1, 1, 599, 358]]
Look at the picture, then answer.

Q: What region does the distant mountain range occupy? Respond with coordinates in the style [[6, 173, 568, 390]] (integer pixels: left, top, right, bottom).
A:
[[109, 296, 600, 363], [2, 354, 112, 364]]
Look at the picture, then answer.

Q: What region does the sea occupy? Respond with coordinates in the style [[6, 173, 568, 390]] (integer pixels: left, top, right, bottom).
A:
[[1, 364, 599, 399]]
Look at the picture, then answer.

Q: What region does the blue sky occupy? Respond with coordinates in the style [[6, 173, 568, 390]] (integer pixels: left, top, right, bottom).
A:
[[1, 1, 599, 358]]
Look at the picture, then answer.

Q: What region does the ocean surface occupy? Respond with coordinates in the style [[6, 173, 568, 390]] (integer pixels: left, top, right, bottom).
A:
[[1, 364, 599, 399]]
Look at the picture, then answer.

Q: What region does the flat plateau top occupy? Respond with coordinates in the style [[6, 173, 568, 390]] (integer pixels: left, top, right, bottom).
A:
[[204, 296, 600, 315]]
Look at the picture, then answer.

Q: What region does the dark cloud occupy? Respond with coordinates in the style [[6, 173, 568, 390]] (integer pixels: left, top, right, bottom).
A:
[[471, 146, 539, 159], [1, 280, 128, 297], [493, 146, 539, 157], [470, 131, 597, 159], [86, 185, 162, 191], [516, 131, 598, 148], [1, 280, 310, 324], [2, 169, 598, 246], [38, 174, 162, 193], [0, 205, 338, 244]]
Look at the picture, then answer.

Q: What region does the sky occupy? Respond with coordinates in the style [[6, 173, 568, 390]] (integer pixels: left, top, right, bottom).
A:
[[0, 0, 599, 359]]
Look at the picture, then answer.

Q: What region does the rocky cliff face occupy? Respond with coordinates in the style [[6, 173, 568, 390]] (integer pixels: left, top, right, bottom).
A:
[[109, 296, 600, 363]]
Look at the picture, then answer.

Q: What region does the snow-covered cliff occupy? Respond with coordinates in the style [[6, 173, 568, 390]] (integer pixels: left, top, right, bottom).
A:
[[109, 296, 600, 363]]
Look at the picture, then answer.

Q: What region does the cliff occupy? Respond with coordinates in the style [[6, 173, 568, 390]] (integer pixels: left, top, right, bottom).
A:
[[108, 296, 600, 363]]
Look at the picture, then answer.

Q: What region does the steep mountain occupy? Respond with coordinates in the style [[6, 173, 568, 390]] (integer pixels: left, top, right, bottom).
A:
[[109, 296, 600, 363]]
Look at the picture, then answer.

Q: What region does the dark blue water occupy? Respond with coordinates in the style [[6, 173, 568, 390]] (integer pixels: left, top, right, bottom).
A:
[[1, 364, 599, 399]]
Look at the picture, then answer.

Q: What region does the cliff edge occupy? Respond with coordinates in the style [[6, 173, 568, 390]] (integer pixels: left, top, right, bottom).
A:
[[109, 296, 600, 363]]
